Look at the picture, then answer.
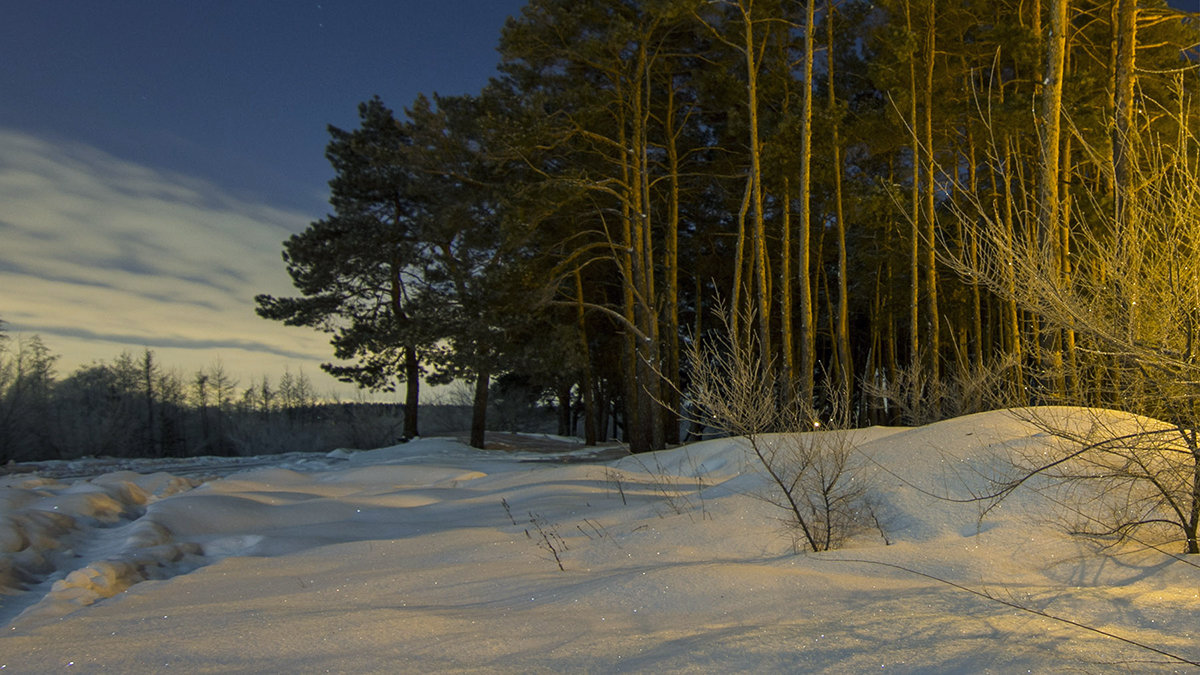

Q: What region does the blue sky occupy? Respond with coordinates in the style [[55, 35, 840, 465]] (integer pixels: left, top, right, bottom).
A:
[[0, 1, 526, 395]]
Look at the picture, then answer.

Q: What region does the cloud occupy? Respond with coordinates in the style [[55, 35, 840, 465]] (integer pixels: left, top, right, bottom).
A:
[[0, 129, 353, 392]]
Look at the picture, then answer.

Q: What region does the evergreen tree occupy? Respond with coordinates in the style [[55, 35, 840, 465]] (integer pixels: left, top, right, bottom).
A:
[[257, 97, 428, 439]]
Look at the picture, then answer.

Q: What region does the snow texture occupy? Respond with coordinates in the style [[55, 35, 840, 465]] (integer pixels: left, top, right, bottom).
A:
[[2, 410, 1199, 672]]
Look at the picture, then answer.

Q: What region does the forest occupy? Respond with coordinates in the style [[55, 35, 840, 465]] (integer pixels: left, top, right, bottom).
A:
[[258, 0, 1199, 453]]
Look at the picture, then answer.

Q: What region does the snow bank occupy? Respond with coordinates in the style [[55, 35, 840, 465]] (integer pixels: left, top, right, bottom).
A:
[[0, 471, 201, 625], [2, 409, 1199, 672]]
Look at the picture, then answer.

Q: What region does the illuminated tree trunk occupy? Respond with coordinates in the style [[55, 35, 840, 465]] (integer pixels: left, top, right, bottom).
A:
[[921, 0, 940, 385], [1113, 0, 1136, 271], [1038, 0, 1069, 395], [904, 0, 921, 376], [743, 5, 772, 366], [828, 0, 852, 403], [663, 78, 683, 445], [798, 0, 817, 407], [780, 178, 796, 385]]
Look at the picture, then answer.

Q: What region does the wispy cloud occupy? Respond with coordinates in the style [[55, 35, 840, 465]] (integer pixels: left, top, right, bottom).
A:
[[0, 129, 347, 390]]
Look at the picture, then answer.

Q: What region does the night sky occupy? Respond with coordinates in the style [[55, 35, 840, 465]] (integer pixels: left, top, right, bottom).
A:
[[0, 0, 1195, 395], [0, 1, 526, 394]]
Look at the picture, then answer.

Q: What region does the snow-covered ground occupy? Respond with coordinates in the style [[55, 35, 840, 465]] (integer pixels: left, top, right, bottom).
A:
[[2, 409, 1198, 672]]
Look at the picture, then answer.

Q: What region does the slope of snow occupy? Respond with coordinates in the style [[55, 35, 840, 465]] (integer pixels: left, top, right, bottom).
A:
[[2, 410, 1198, 672]]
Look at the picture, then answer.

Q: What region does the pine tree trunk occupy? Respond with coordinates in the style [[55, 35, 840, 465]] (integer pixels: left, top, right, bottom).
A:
[[798, 0, 817, 407], [470, 367, 489, 450], [922, 0, 940, 385], [828, 0, 852, 404], [403, 344, 420, 439], [663, 79, 682, 445], [574, 269, 598, 446], [780, 178, 796, 387], [1038, 0, 1069, 396], [905, 0, 922, 377], [743, 5, 772, 367]]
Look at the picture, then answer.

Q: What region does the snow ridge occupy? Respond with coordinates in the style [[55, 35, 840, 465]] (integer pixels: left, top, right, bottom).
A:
[[1, 471, 201, 626]]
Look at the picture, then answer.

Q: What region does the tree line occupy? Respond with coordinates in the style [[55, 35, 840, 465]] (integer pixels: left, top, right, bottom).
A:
[[0, 324, 415, 463], [258, 0, 1198, 453]]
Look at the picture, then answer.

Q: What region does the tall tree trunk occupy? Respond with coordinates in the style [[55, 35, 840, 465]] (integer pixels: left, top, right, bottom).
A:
[[1001, 139, 1024, 389], [1061, 133, 1079, 398], [1037, 0, 1069, 396], [403, 344, 420, 439], [780, 178, 796, 386], [967, 126, 984, 373], [574, 268, 598, 446], [732, 173, 753, 348], [663, 78, 683, 445], [922, 0, 940, 385], [828, 0, 852, 404], [734, 0, 772, 368], [798, 0, 817, 407], [617, 97, 644, 451], [470, 366, 490, 450], [905, 0, 922, 377], [1113, 0, 1136, 346]]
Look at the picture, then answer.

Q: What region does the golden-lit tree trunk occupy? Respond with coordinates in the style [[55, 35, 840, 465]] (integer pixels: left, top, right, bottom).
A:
[[616, 103, 642, 449], [904, 0, 921, 377], [1038, 0, 1069, 395], [1113, 0, 1136, 279], [663, 78, 683, 445], [1061, 132, 1078, 398], [921, 0, 940, 385], [1001, 139, 1024, 382], [780, 177, 796, 385], [742, 4, 772, 366], [966, 127, 984, 373], [828, 0, 852, 403], [731, 173, 752, 348], [798, 0, 817, 407]]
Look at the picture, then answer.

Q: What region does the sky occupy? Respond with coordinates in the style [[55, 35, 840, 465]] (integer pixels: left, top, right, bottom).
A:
[[0, 1, 527, 397]]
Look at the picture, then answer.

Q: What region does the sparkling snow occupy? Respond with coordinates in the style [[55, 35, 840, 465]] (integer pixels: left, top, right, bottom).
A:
[[1, 410, 1198, 672]]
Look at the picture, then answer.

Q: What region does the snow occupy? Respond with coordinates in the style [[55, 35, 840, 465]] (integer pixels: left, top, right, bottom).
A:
[[2, 410, 1199, 672]]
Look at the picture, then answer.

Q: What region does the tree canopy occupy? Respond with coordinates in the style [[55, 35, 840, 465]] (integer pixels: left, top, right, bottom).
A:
[[260, 0, 1199, 451]]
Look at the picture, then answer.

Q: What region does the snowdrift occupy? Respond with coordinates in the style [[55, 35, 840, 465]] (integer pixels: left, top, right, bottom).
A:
[[2, 409, 1198, 672]]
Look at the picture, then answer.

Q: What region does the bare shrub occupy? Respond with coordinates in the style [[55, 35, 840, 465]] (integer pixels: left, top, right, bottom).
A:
[[683, 308, 878, 552], [865, 353, 1024, 426]]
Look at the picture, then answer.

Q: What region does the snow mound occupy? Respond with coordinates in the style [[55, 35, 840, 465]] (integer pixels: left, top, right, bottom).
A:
[[2, 411, 1199, 672], [0, 471, 204, 625]]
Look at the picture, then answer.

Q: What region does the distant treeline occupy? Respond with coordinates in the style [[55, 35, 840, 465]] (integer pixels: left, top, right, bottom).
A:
[[0, 330, 554, 463]]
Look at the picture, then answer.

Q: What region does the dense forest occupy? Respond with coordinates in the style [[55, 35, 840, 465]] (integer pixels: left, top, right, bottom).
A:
[[259, 0, 1198, 453]]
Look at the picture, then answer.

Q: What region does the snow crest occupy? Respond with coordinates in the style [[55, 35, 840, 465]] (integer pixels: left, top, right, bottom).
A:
[[0, 471, 201, 625]]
